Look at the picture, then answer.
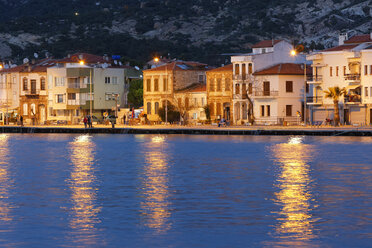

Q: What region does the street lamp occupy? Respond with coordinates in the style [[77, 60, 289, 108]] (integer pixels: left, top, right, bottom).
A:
[[291, 49, 308, 126], [112, 93, 119, 118], [79, 60, 85, 65]]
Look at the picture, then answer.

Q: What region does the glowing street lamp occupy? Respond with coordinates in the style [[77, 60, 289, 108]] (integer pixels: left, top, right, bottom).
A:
[[79, 60, 85, 65], [154, 57, 159, 62]]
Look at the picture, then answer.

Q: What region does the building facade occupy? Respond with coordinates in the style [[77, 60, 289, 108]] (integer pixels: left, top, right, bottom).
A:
[[206, 64, 233, 123], [231, 40, 305, 125], [143, 61, 210, 123], [307, 33, 372, 125]]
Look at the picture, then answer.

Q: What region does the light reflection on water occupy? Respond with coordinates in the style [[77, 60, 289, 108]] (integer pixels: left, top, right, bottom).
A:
[[269, 136, 317, 247], [139, 135, 171, 233], [67, 134, 101, 245], [0, 134, 12, 222]]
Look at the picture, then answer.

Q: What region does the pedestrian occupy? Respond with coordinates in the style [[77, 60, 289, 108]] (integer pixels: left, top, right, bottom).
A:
[[87, 115, 92, 128], [20, 115, 23, 127], [83, 116, 88, 128], [123, 114, 126, 125]]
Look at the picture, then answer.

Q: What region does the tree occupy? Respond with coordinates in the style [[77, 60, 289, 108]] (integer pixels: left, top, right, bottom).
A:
[[204, 105, 211, 122], [324, 86, 346, 126], [173, 93, 194, 125], [127, 79, 143, 108], [158, 102, 180, 123]]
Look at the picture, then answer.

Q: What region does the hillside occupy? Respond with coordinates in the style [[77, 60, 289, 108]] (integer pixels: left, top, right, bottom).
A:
[[0, 0, 371, 66]]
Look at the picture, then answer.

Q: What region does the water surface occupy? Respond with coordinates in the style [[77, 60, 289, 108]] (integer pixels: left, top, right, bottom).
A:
[[0, 134, 371, 247]]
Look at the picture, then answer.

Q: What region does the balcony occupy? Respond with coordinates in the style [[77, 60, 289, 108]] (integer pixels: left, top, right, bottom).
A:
[[344, 73, 361, 83], [307, 75, 323, 84], [67, 99, 86, 106], [67, 83, 87, 89], [24, 89, 40, 95], [233, 74, 249, 81], [253, 91, 279, 97], [344, 94, 361, 104], [307, 96, 323, 105]]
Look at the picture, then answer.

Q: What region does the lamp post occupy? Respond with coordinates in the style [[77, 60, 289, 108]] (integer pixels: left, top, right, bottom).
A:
[[112, 93, 119, 118], [291, 50, 307, 126]]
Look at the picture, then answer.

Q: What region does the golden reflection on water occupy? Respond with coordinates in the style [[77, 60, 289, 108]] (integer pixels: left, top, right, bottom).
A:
[[68, 135, 101, 234], [140, 135, 171, 233], [271, 136, 317, 245], [0, 134, 12, 222]]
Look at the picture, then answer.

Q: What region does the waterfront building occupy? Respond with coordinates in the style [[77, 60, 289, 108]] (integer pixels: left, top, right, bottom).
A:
[[143, 61, 210, 123], [252, 63, 311, 125], [206, 64, 233, 123], [306, 32, 372, 125], [231, 40, 305, 125], [47, 53, 141, 124], [0, 65, 20, 124]]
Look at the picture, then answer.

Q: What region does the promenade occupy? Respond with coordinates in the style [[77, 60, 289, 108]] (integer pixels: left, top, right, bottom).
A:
[[2, 124, 372, 136]]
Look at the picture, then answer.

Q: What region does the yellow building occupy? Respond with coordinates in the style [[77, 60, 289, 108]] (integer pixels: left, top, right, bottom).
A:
[[206, 64, 233, 123]]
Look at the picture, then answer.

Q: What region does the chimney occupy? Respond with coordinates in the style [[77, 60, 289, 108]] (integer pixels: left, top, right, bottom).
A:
[[339, 32, 348, 45]]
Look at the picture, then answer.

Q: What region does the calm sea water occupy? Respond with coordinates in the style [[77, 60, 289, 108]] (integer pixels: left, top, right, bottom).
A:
[[0, 133, 371, 248]]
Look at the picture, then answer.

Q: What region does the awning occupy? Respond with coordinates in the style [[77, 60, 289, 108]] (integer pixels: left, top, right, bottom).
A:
[[346, 85, 361, 90]]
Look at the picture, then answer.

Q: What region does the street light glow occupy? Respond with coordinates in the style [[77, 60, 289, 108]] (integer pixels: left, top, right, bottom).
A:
[[79, 60, 85, 65], [290, 50, 297, 56], [154, 57, 159, 62]]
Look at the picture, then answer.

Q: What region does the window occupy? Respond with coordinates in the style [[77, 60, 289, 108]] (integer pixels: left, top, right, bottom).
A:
[[225, 78, 230, 91], [262, 48, 266, 53], [23, 78, 28, 90], [68, 93, 76, 100], [234, 64, 239, 75], [112, 77, 118, 85], [370, 65, 372, 75], [370, 87, 372, 97], [40, 78, 46, 90], [105, 93, 115, 101], [217, 78, 221, 91], [83, 77, 90, 84], [185, 97, 189, 109], [260, 105, 265, 117], [330, 67, 333, 77], [365, 87, 368, 97], [209, 79, 214, 91], [147, 102, 151, 114], [336, 66, 339, 76], [56, 94, 64, 103], [163, 78, 168, 91], [201, 97, 205, 106], [343, 66, 346, 75], [23, 103, 28, 115], [242, 64, 246, 80], [155, 102, 159, 114], [55, 77, 65, 86], [154, 78, 159, 91], [248, 63, 253, 74], [365, 65, 368, 75], [235, 84, 240, 94], [194, 98, 197, 106], [198, 75, 204, 83], [146, 79, 151, 92], [105, 77, 111, 84], [286, 105, 292, 116], [306, 83, 309, 93], [286, 81, 293, 93], [248, 83, 252, 94], [193, 113, 198, 119], [30, 104, 36, 115], [216, 103, 221, 116], [266, 105, 270, 117], [210, 103, 214, 116]]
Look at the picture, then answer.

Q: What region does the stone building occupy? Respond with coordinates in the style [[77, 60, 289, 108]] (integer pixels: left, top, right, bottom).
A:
[[206, 64, 233, 123], [143, 61, 210, 123]]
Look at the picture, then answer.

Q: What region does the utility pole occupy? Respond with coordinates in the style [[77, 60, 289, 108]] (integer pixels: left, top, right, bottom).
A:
[[90, 68, 92, 118]]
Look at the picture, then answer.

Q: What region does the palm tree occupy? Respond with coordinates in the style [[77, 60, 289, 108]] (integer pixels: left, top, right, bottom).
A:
[[324, 86, 346, 126]]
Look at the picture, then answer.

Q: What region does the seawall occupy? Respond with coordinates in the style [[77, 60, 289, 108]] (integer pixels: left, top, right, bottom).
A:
[[1, 126, 372, 136]]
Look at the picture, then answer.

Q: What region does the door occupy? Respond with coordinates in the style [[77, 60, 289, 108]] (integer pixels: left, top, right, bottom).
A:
[[344, 109, 350, 125], [370, 109, 372, 125], [263, 81, 270, 96], [31, 80, 37, 94], [40, 105, 46, 124]]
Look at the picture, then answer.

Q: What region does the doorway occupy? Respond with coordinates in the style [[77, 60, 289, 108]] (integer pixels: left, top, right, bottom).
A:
[[344, 109, 350, 125]]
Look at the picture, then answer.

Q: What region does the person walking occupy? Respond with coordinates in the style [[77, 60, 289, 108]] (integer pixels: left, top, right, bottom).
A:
[[20, 115, 23, 127], [83, 116, 88, 128], [87, 115, 92, 128], [123, 114, 126, 125]]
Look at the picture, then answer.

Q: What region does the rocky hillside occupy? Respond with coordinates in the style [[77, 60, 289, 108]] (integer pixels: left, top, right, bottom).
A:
[[0, 0, 371, 66]]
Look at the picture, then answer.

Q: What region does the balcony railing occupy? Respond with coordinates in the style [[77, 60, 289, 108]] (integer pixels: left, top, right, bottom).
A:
[[68, 83, 87, 89], [67, 99, 86, 105], [24, 89, 40, 95], [344, 74, 361, 81], [344, 94, 361, 103], [307, 75, 323, 82], [233, 74, 248, 81], [307, 96, 323, 104], [253, 91, 279, 97]]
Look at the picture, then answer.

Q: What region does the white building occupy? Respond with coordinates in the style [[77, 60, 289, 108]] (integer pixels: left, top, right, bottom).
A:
[[231, 40, 306, 125], [307, 32, 372, 125]]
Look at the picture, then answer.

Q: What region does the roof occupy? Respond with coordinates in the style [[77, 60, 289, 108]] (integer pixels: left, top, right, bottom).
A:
[[57, 53, 110, 64], [206, 64, 233, 73], [254, 63, 312, 76], [144, 61, 210, 72], [0, 58, 57, 73], [175, 83, 206, 93], [322, 44, 359, 52], [251, 40, 282, 48], [344, 34, 372, 44]]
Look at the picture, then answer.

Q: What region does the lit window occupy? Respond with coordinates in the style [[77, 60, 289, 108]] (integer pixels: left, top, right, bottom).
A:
[[105, 77, 111, 84]]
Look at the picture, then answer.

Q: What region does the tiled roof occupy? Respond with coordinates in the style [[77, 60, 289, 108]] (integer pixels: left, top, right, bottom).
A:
[[344, 34, 372, 44], [322, 44, 359, 52], [206, 64, 233, 73], [57, 53, 110, 64], [175, 83, 206, 93], [144, 61, 210, 72], [254, 63, 312, 76], [251, 40, 282, 48], [0, 58, 57, 73]]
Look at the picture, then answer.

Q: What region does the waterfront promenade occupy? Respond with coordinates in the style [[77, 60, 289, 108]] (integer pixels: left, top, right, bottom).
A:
[[2, 124, 372, 136]]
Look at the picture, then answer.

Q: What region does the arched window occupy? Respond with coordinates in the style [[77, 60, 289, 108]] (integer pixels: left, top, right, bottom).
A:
[[147, 102, 151, 115], [23, 103, 28, 115]]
